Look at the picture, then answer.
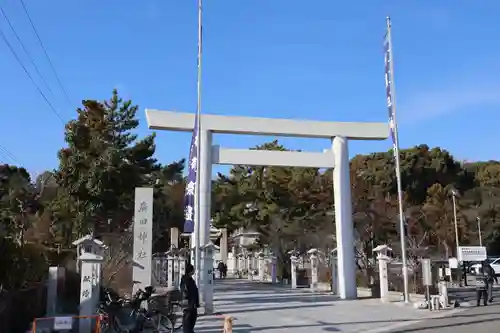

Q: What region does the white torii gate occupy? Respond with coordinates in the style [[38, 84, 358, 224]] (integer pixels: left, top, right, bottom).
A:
[[146, 109, 388, 300]]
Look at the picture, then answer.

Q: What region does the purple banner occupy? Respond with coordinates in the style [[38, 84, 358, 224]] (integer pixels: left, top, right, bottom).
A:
[[384, 34, 396, 147], [183, 114, 199, 233]]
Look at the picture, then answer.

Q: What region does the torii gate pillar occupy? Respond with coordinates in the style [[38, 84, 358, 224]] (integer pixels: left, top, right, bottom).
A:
[[146, 109, 388, 300], [332, 136, 356, 298]]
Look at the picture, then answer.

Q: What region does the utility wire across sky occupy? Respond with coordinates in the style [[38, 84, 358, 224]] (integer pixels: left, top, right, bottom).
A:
[[18, 0, 72, 107], [0, 0, 73, 123], [0, 144, 18, 164], [0, 24, 65, 123], [0, 7, 54, 97], [0, 1, 73, 167]]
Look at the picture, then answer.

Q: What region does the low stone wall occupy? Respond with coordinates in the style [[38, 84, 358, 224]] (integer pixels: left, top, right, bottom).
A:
[[356, 287, 426, 302], [313, 283, 426, 302], [0, 283, 47, 333]]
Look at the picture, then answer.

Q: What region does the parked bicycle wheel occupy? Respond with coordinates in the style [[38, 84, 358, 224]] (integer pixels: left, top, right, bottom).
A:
[[151, 313, 176, 333], [169, 302, 183, 330], [149, 293, 183, 332]]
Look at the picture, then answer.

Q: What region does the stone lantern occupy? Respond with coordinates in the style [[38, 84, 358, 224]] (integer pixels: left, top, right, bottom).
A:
[[72, 234, 108, 273]]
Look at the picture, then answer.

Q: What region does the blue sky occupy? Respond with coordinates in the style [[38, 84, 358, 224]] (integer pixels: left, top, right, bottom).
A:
[[0, 0, 499, 176]]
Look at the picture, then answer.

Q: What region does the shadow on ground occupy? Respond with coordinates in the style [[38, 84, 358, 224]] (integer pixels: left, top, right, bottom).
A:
[[197, 322, 342, 333], [200, 302, 500, 333], [387, 303, 500, 332], [207, 280, 500, 332]]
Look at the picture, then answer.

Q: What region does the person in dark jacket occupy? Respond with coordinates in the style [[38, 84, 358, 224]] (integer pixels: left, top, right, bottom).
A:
[[217, 261, 224, 279], [222, 262, 228, 278], [180, 263, 199, 333], [476, 262, 490, 306], [483, 261, 498, 302], [217, 261, 227, 279]]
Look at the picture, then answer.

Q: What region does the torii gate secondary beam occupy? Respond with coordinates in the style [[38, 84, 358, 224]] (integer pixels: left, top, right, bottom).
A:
[[146, 108, 388, 301], [212, 146, 335, 168]]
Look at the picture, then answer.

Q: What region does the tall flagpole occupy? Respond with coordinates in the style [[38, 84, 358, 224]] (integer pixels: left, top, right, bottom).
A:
[[194, 0, 203, 286], [385, 16, 410, 303]]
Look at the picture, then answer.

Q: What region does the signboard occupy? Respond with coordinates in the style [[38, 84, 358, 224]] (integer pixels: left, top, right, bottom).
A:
[[421, 259, 432, 286], [457, 246, 487, 262], [53, 316, 73, 330], [132, 187, 154, 294]]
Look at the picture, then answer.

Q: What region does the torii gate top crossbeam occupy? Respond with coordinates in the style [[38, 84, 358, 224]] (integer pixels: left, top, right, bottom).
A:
[[146, 109, 388, 140]]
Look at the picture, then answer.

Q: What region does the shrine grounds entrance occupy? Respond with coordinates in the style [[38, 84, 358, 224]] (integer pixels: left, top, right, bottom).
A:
[[145, 108, 388, 302]]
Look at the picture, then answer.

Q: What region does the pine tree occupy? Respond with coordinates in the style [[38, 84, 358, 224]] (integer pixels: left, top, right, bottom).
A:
[[55, 90, 158, 235]]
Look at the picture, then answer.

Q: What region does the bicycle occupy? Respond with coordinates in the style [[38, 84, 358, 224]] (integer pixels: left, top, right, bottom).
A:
[[99, 285, 182, 332], [148, 287, 184, 332], [98, 286, 157, 332]]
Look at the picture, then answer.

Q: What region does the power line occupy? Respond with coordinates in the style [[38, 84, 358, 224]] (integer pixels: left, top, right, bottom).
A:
[[0, 6, 54, 96], [0, 144, 18, 164], [0, 148, 6, 164], [18, 0, 72, 106], [0, 25, 65, 123]]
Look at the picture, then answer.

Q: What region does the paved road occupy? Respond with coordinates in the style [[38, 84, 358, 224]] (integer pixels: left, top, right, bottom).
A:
[[386, 302, 500, 332], [384, 285, 500, 333], [195, 279, 465, 333]]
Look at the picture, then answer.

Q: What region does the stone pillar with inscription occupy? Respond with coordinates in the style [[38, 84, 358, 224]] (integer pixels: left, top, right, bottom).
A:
[[220, 228, 228, 263], [229, 246, 238, 276], [132, 187, 154, 294], [45, 266, 66, 315], [170, 227, 179, 248], [270, 256, 277, 284], [247, 253, 253, 281], [92, 261, 101, 308], [202, 242, 216, 314], [245, 254, 250, 273], [178, 249, 188, 287], [290, 255, 298, 289], [258, 252, 265, 281], [330, 249, 338, 294], [46, 266, 59, 316], [308, 248, 319, 291], [161, 253, 168, 286], [79, 253, 103, 333], [190, 242, 196, 267], [167, 250, 174, 288], [377, 254, 391, 303], [57, 267, 66, 311], [237, 253, 244, 277], [173, 250, 180, 287]]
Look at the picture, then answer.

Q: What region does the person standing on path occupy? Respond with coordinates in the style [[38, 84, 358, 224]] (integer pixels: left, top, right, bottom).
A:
[[223, 262, 228, 278], [180, 263, 200, 333], [482, 261, 498, 302], [217, 261, 225, 279], [475, 264, 490, 306]]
